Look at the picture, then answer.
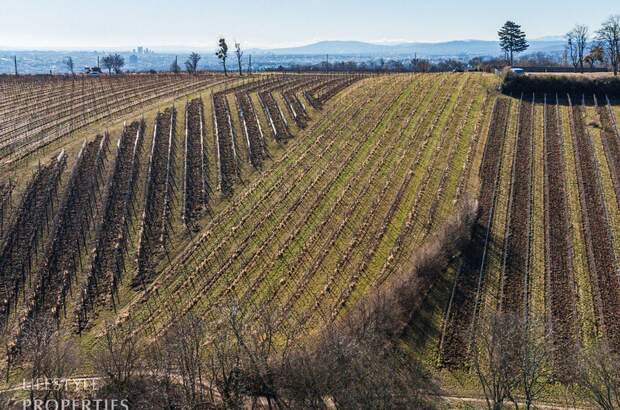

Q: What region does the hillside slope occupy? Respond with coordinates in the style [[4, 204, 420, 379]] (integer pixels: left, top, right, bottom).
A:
[[4, 73, 619, 396], [114, 72, 497, 344]]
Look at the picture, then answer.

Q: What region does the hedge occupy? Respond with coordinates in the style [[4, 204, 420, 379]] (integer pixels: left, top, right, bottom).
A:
[[501, 73, 620, 97]]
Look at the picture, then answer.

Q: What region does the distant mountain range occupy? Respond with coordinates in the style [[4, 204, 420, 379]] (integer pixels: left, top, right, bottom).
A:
[[1, 38, 567, 59], [248, 39, 566, 57]]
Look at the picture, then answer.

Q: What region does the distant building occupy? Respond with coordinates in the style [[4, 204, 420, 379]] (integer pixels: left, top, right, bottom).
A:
[[129, 55, 138, 64], [137, 46, 144, 54]]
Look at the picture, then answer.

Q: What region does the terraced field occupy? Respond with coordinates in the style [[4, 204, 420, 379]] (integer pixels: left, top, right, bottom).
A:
[[2, 72, 620, 395]]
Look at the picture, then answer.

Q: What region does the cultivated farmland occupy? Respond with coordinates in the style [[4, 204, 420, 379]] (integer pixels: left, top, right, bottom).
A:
[[1, 71, 620, 398], [437, 89, 620, 383]]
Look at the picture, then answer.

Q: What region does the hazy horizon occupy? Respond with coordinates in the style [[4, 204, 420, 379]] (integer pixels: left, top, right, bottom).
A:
[[0, 37, 566, 53], [2, 0, 618, 50]]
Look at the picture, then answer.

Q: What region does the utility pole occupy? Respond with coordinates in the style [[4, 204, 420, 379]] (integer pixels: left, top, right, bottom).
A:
[[248, 55, 252, 75], [97, 55, 100, 68], [13, 56, 17, 76], [326, 54, 329, 71]]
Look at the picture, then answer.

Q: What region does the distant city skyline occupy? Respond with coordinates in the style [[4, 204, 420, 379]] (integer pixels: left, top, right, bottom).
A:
[[1, 0, 618, 50]]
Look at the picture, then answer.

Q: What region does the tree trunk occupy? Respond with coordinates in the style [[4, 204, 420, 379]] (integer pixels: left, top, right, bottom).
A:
[[238, 57, 242, 76], [223, 60, 228, 76]]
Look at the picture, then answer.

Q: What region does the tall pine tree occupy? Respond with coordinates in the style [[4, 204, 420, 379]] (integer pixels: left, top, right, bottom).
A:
[[499, 21, 529, 66]]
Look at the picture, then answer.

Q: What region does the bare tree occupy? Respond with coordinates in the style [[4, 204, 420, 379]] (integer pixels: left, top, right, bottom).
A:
[[516, 317, 553, 410], [185, 52, 201, 74], [164, 313, 207, 408], [203, 304, 288, 408], [204, 305, 246, 408], [145, 340, 177, 408], [101, 55, 114, 75], [91, 322, 142, 391], [111, 53, 125, 74], [566, 25, 589, 72], [472, 312, 522, 410], [235, 42, 243, 76], [318, 323, 431, 409], [21, 317, 56, 407], [216, 38, 229, 76], [233, 308, 284, 408], [566, 33, 579, 71], [202, 298, 434, 409], [64, 56, 75, 76], [597, 15, 620, 75], [577, 342, 620, 410], [101, 54, 124, 75], [21, 317, 79, 407], [472, 313, 552, 409], [276, 342, 329, 408]]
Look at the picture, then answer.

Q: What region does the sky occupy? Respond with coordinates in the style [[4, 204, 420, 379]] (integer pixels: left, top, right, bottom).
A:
[[1, 0, 618, 50]]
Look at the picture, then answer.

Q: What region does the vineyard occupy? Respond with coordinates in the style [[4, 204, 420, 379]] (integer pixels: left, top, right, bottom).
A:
[[1, 71, 620, 394], [0, 74, 225, 166], [0, 72, 364, 357], [438, 90, 620, 383]]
